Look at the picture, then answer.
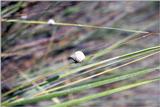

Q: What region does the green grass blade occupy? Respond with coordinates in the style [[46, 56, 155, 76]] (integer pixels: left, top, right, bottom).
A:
[[41, 47, 159, 90], [3, 66, 159, 106], [88, 21, 159, 60], [2, 2, 23, 17], [51, 78, 160, 107], [7, 46, 159, 97], [2, 45, 159, 97], [60, 45, 160, 78], [36, 51, 159, 95]]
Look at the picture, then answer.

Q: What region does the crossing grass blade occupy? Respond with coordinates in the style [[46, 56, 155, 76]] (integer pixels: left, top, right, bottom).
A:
[[50, 78, 160, 107], [36, 46, 160, 91], [2, 2, 159, 107], [2, 66, 159, 106], [2, 45, 160, 97], [35, 51, 159, 96]]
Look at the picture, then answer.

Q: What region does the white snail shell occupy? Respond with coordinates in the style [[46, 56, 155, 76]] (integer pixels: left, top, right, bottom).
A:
[[47, 19, 56, 25], [21, 15, 28, 19], [70, 51, 85, 63]]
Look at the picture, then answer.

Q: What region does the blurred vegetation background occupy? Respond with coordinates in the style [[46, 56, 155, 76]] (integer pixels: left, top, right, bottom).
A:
[[1, 1, 160, 107]]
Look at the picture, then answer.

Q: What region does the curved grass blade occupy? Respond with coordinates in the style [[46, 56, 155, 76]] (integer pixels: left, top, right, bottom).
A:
[[86, 21, 159, 60], [50, 78, 160, 107], [35, 51, 159, 96], [7, 45, 159, 98], [2, 45, 159, 97], [2, 67, 159, 106], [61, 45, 160, 79], [41, 46, 160, 90]]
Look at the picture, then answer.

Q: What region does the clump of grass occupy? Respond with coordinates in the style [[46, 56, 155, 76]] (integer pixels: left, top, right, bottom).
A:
[[1, 2, 160, 107], [2, 67, 159, 106], [2, 22, 159, 105]]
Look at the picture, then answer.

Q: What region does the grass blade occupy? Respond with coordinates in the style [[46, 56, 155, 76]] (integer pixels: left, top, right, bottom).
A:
[[51, 78, 160, 107], [2, 67, 159, 106], [2, 45, 159, 97], [1, 19, 151, 34]]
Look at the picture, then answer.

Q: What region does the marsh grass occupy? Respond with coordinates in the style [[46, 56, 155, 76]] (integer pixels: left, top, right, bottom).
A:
[[2, 19, 159, 106], [1, 2, 160, 107]]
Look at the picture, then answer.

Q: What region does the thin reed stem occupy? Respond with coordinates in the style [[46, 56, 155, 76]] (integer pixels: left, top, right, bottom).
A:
[[2, 19, 154, 34]]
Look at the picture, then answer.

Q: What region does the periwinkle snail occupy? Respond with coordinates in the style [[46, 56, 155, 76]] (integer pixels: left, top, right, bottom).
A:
[[68, 51, 86, 63]]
